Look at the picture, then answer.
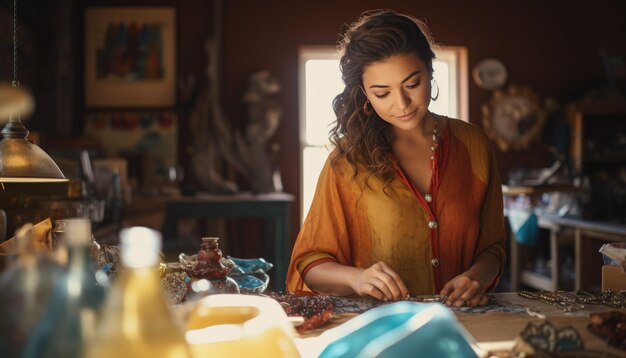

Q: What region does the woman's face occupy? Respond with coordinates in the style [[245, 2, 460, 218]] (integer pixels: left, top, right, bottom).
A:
[[361, 52, 432, 132]]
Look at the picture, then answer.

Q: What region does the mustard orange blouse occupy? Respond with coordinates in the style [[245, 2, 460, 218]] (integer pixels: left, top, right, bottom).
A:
[[286, 117, 506, 295]]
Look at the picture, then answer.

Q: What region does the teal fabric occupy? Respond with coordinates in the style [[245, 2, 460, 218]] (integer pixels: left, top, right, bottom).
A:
[[319, 302, 477, 358], [515, 212, 538, 247], [507, 208, 539, 247]]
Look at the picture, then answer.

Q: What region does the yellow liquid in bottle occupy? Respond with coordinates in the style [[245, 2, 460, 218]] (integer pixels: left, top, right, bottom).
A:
[[86, 226, 193, 357], [85, 267, 193, 358]]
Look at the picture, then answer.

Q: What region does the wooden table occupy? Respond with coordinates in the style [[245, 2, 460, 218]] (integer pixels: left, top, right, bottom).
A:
[[162, 192, 294, 291], [294, 293, 626, 357]]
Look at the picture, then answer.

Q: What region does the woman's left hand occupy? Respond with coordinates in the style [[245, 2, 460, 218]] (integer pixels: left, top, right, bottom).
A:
[[440, 274, 489, 308]]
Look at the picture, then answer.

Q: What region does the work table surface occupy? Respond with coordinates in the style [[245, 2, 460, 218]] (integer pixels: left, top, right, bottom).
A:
[[294, 292, 626, 357]]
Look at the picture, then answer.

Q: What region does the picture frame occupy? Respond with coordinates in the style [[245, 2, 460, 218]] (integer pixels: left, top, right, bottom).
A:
[[84, 7, 177, 108], [83, 110, 178, 169]]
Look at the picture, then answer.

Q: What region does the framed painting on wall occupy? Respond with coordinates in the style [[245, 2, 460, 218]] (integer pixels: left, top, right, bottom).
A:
[[84, 7, 177, 108], [84, 110, 178, 169]]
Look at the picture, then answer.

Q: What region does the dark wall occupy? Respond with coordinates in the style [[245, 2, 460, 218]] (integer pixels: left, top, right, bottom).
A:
[[2, 0, 625, 245], [219, 0, 625, 231]]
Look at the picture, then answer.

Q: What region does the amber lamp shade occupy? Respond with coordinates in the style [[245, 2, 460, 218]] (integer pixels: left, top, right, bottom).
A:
[[0, 119, 67, 183]]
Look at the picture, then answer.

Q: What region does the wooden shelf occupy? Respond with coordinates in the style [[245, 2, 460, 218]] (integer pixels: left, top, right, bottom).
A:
[[520, 270, 555, 291], [568, 100, 626, 174], [538, 213, 626, 237], [502, 184, 578, 196], [509, 212, 626, 291], [506, 100, 626, 292]]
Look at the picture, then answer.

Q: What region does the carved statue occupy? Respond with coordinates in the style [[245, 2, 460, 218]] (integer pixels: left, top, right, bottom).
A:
[[184, 39, 239, 194], [184, 40, 283, 194], [233, 70, 282, 193]]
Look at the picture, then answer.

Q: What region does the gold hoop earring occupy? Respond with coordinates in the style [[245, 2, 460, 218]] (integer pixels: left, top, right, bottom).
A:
[[431, 79, 439, 101], [363, 99, 373, 115]]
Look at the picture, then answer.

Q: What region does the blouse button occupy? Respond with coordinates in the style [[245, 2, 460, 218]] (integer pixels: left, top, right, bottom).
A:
[[424, 193, 432, 203], [431, 258, 439, 267], [428, 220, 438, 229]]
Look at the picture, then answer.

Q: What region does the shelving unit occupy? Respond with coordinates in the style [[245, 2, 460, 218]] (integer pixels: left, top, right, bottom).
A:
[[508, 206, 575, 292], [507, 99, 626, 292], [509, 210, 626, 291], [568, 100, 626, 222], [568, 100, 626, 174], [504, 185, 577, 291]]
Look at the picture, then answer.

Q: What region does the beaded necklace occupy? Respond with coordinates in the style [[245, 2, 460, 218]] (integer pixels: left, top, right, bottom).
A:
[[424, 116, 440, 203]]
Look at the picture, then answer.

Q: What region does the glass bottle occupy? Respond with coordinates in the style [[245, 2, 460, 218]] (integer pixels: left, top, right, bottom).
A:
[[85, 227, 193, 358], [23, 218, 106, 358], [0, 224, 64, 357], [50, 218, 69, 265]]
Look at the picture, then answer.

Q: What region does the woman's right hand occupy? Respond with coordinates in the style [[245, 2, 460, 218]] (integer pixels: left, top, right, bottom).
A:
[[352, 261, 409, 301]]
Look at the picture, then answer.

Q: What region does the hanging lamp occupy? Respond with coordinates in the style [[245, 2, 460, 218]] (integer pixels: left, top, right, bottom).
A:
[[0, 0, 67, 183]]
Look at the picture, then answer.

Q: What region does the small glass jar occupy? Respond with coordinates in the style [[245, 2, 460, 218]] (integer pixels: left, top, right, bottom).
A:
[[180, 237, 239, 296]]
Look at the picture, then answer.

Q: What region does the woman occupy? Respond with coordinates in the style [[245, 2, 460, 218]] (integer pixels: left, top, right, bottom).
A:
[[286, 10, 506, 308]]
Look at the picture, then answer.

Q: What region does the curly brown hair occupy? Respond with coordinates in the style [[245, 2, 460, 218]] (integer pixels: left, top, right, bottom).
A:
[[329, 10, 437, 189]]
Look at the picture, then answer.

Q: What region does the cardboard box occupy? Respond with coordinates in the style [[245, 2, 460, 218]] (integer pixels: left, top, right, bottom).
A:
[[601, 265, 626, 291]]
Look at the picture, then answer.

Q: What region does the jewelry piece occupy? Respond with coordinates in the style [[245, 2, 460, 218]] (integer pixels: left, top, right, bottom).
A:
[[424, 116, 440, 202], [431, 78, 439, 101], [430, 116, 440, 161], [519, 320, 584, 354], [538, 291, 560, 304], [517, 290, 584, 312], [554, 291, 585, 311], [518, 290, 539, 300], [522, 289, 626, 310], [362, 99, 373, 115], [404, 294, 447, 304], [596, 290, 626, 309], [573, 290, 600, 305]]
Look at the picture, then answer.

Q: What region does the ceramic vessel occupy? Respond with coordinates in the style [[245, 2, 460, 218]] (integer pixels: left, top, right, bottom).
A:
[[228, 256, 272, 294], [184, 294, 299, 357], [179, 237, 239, 295]]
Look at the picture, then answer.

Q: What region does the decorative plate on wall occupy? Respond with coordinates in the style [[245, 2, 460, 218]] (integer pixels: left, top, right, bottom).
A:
[[472, 58, 508, 90], [482, 85, 545, 151]]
